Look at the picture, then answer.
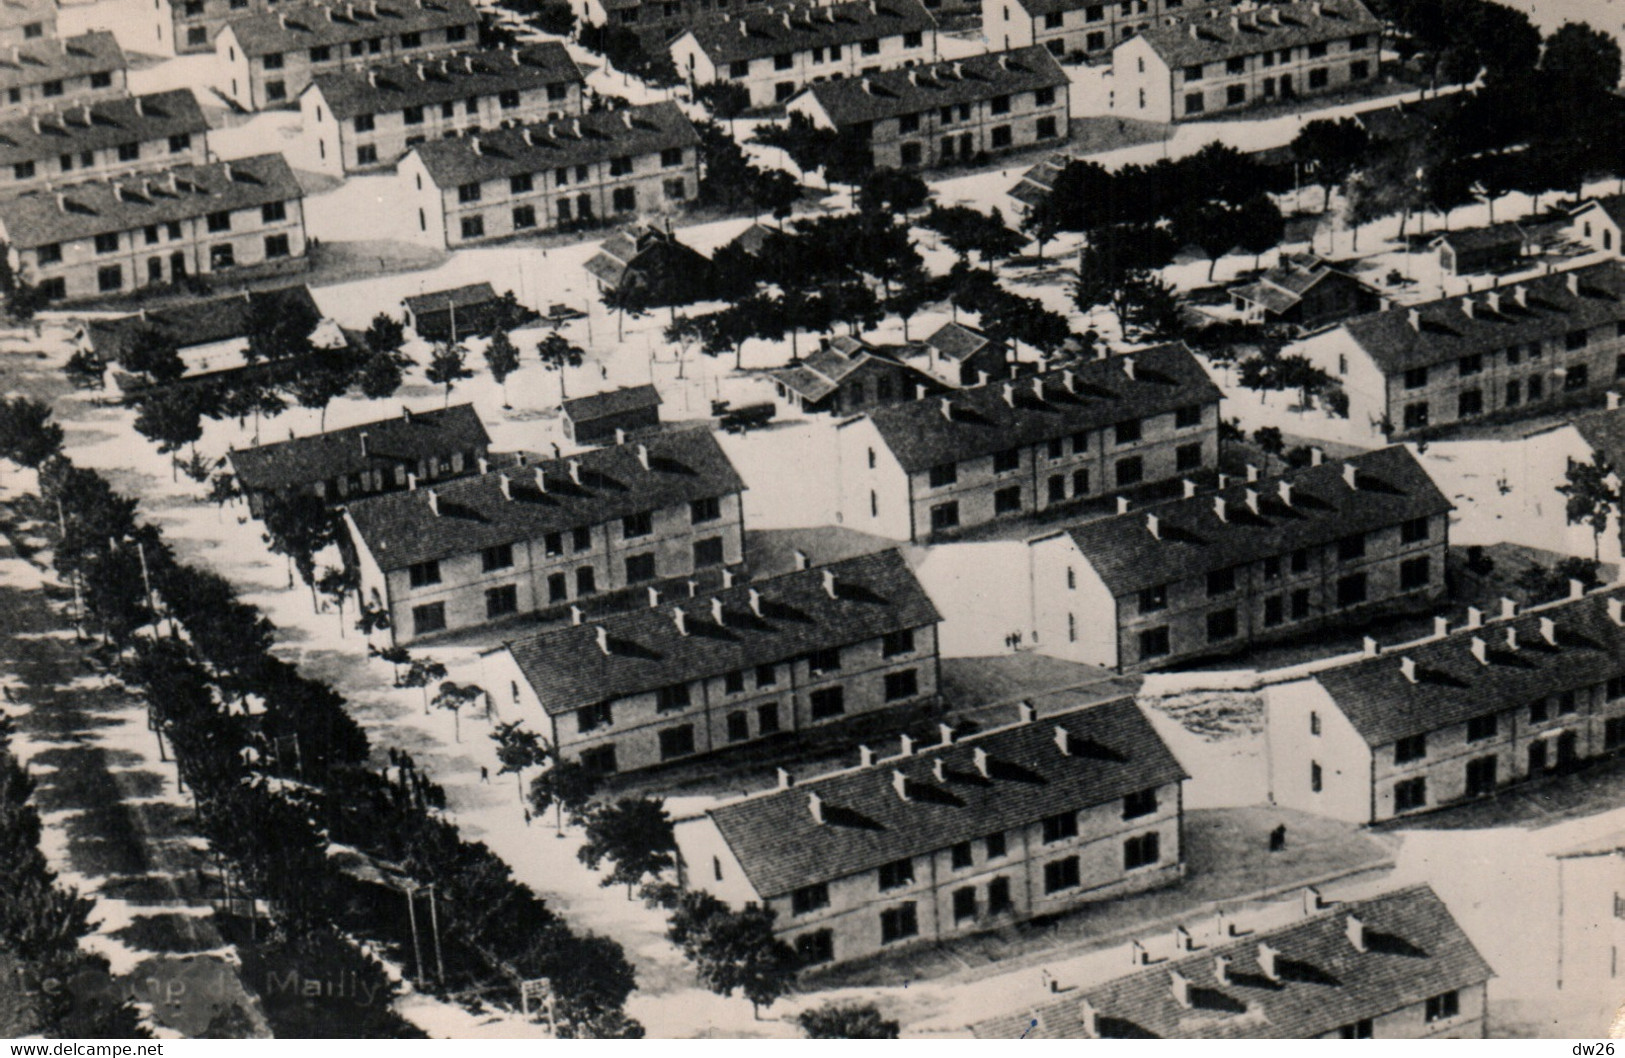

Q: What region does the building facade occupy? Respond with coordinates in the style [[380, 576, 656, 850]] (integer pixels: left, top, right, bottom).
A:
[[343, 428, 746, 644], [1265, 585, 1625, 825], [561, 384, 662, 444], [214, 0, 480, 111], [0, 90, 208, 200], [484, 548, 941, 774], [1292, 260, 1625, 438], [836, 343, 1222, 542], [915, 321, 1013, 388], [1555, 836, 1625, 1002], [0, 152, 307, 301], [0, 0, 56, 46], [786, 46, 1069, 169], [297, 44, 585, 176], [1569, 195, 1625, 258], [398, 102, 701, 249], [985, 0, 1222, 60], [974, 884, 1493, 1039], [1432, 222, 1526, 276], [0, 32, 127, 116], [1030, 446, 1451, 672], [669, 0, 938, 109], [673, 697, 1185, 966], [1228, 252, 1383, 331], [769, 336, 941, 414], [229, 404, 492, 516], [1108, 0, 1381, 123]]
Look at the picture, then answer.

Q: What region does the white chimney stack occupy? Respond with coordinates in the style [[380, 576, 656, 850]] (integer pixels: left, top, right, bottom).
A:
[[1470, 636, 1488, 666], [1434, 615, 1450, 639], [1346, 914, 1367, 952], [1501, 596, 1518, 621], [1146, 513, 1161, 539], [1213, 496, 1228, 523], [899, 733, 916, 757], [938, 723, 955, 747], [568, 458, 581, 485], [748, 588, 762, 617], [1608, 598, 1624, 625], [1541, 616, 1558, 646], [1054, 725, 1072, 756], [1278, 480, 1293, 507], [636, 443, 650, 470], [1258, 943, 1280, 983], [1363, 636, 1380, 658], [594, 625, 610, 655], [1505, 625, 1520, 651], [569, 604, 583, 626], [1169, 969, 1192, 1008], [808, 791, 825, 824], [1400, 656, 1418, 683], [1310, 446, 1324, 466], [1117, 496, 1131, 515], [1214, 954, 1233, 986], [891, 769, 910, 802], [1466, 606, 1484, 629], [931, 758, 946, 783], [1342, 463, 1358, 489], [710, 597, 725, 626], [426, 489, 440, 516], [822, 569, 837, 599], [672, 607, 689, 636], [1017, 700, 1037, 723], [859, 744, 876, 767], [648, 587, 661, 609], [1183, 479, 1198, 499], [794, 549, 810, 571], [973, 746, 989, 777], [1303, 886, 1323, 915]]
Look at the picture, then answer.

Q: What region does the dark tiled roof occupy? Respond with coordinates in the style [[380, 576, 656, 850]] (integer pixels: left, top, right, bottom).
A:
[[926, 320, 1001, 362], [678, 0, 936, 64], [306, 43, 581, 119], [0, 152, 299, 248], [506, 548, 939, 718], [344, 426, 744, 569], [1335, 260, 1625, 375], [409, 101, 698, 189], [1312, 586, 1625, 748], [1571, 405, 1625, 471], [704, 697, 1183, 898], [1010, 151, 1067, 207], [402, 281, 498, 316], [1574, 193, 1625, 230], [1132, 0, 1380, 67], [0, 32, 124, 93], [859, 343, 1221, 473], [768, 339, 906, 402], [794, 46, 1065, 127], [1052, 446, 1450, 597], [582, 225, 710, 289], [561, 383, 662, 423], [1430, 221, 1526, 253], [1229, 252, 1358, 315], [228, 404, 490, 492], [223, 0, 479, 55], [0, 89, 205, 168], [974, 885, 1492, 1039], [87, 285, 323, 360]]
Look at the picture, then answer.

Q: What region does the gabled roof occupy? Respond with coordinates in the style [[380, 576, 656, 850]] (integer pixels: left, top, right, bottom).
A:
[[87, 285, 324, 360], [768, 338, 910, 402], [794, 46, 1065, 127], [561, 383, 662, 423], [1229, 252, 1365, 315], [1311, 585, 1625, 747], [227, 404, 490, 492], [506, 548, 939, 719], [306, 43, 581, 120], [1570, 404, 1625, 472], [403, 281, 498, 316], [1430, 221, 1526, 253], [1011, 0, 1222, 24], [974, 885, 1492, 1039], [1130, 0, 1379, 68], [1048, 446, 1450, 597], [855, 343, 1221, 473], [1009, 152, 1067, 207], [582, 225, 710, 288], [222, 0, 478, 55], [703, 697, 1183, 898], [678, 0, 935, 64], [1572, 193, 1625, 230], [926, 320, 1003, 362], [0, 32, 125, 93], [1333, 260, 1625, 375], [0, 152, 299, 248], [344, 427, 744, 569], [407, 101, 698, 189], [0, 89, 205, 168]]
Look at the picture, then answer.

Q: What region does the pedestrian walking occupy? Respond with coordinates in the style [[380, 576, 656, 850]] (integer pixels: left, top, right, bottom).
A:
[[480, 765, 490, 783], [523, 808, 532, 826]]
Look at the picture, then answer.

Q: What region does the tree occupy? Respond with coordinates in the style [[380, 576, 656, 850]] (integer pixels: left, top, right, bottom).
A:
[[259, 491, 336, 602], [921, 205, 1026, 264], [1557, 455, 1621, 561], [400, 656, 448, 713], [425, 344, 473, 408], [431, 680, 482, 743], [537, 333, 585, 401], [0, 245, 46, 320], [491, 721, 548, 799], [483, 329, 521, 408], [1235, 194, 1286, 270], [577, 796, 676, 895], [1540, 21, 1621, 99], [364, 313, 406, 357], [244, 293, 321, 364], [316, 564, 358, 635], [666, 893, 796, 1017], [1289, 118, 1371, 212], [63, 348, 104, 389], [120, 327, 186, 383], [0, 396, 63, 468], [528, 755, 599, 833], [357, 350, 406, 400], [857, 168, 929, 218], [288, 365, 352, 431], [693, 81, 751, 120], [132, 387, 208, 479], [1253, 425, 1285, 474], [798, 1003, 900, 1039], [1174, 200, 1243, 282], [1021, 194, 1064, 259], [1120, 271, 1184, 339], [531, 0, 575, 35], [372, 642, 412, 683]]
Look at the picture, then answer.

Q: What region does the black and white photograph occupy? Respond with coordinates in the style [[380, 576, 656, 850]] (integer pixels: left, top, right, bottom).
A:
[[0, 0, 1622, 1037]]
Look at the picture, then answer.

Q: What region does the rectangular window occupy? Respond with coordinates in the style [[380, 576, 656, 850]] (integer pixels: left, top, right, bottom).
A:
[[1308, 66, 1329, 88], [1207, 567, 1235, 596], [1395, 733, 1426, 764], [1139, 626, 1170, 658], [1461, 353, 1484, 376], [263, 52, 284, 70], [929, 461, 957, 487], [1401, 517, 1429, 544], [263, 234, 290, 259], [625, 553, 656, 583], [952, 886, 977, 922], [310, 44, 330, 61], [411, 601, 446, 634], [37, 243, 61, 265], [408, 560, 441, 587], [791, 883, 829, 915], [884, 669, 918, 701], [877, 858, 914, 890], [879, 903, 918, 942], [485, 584, 518, 617], [1123, 831, 1160, 870], [612, 187, 636, 213], [1043, 856, 1080, 893], [1115, 418, 1141, 444], [1291, 589, 1310, 619], [993, 486, 1022, 515], [1123, 787, 1157, 819], [622, 511, 653, 538], [1425, 991, 1460, 1022], [809, 686, 845, 719], [1400, 556, 1430, 590], [807, 647, 841, 675], [573, 526, 592, 552], [658, 724, 695, 760], [656, 684, 690, 713], [1116, 456, 1143, 487], [94, 232, 120, 254], [1185, 92, 1205, 115], [1459, 389, 1483, 417], [1336, 572, 1368, 608], [1467, 714, 1497, 742], [690, 496, 722, 524], [993, 447, 1020, 474], [1207, 607, 1238, 642], [882, 629, 914, 657], [404, 105, 424, 125], [1264, 595, 1284, 626], [794, 930, 833, 964], [1394, 776, 1427, 812], [208, 211, 232, 234], [950, 841, 973, 870], [756, 664, 777, 688], [1404, 366, 1429, 389], [988, 876, 1013, 912], [481, 543, 514, 571], [512, 205, 536, 229], [460, 215, 484, 240], [1338, 534, 1366, 561], [986, 832, 1007, 859], [1041, 811, 1077, 844], [757, 702, 780, 734], [693, 536, 724, 567], [930, 502, 959, 532], [1226, 83, 1245, 105]]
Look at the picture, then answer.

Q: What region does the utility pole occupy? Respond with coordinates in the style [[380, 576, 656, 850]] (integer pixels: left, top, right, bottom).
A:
[[405, 886, 425, 987]]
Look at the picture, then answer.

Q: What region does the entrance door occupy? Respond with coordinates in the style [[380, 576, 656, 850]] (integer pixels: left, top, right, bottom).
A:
[[547, 572, 567, 604], [170, 251, 186, 278], [959, 133, 973, 157], [1281, 73, 1294, 97], [1528, 740, 1547, 775], [1466, 754, 1497, 796], [1558, 730, 1580, 768], [147, 257, 163, 284]]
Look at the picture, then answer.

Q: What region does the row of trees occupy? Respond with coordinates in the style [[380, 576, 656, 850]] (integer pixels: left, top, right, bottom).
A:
[[0, 397, 644, 1035]]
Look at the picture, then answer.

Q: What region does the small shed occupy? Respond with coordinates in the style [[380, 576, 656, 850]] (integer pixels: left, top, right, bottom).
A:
[[1433, 223, 1527, 276], [584, 225, 714, 306], [403, 283, 514, 342], [561, 384, 663, 444]]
